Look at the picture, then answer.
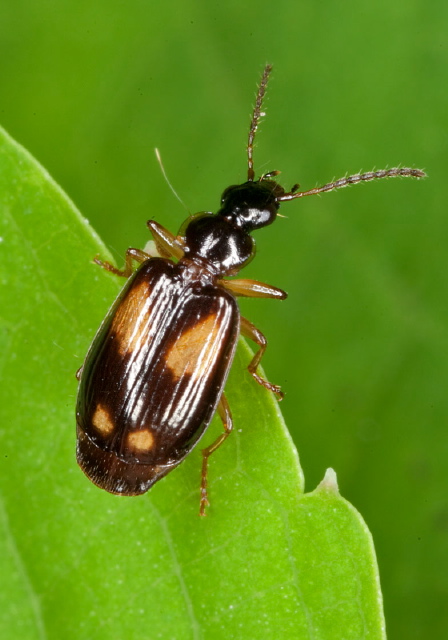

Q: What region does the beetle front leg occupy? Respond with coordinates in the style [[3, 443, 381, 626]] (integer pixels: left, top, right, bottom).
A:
[[94, 248, 150, 278], [220, 277, 287, 300], [146, 220, 185, 260], [240, 316, 284, 401], [200, 393, 233, 516]]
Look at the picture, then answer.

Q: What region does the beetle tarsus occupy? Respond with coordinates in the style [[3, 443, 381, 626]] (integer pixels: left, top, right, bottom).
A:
[[199, 465, 210, 517], [93, 255, 128, 277]]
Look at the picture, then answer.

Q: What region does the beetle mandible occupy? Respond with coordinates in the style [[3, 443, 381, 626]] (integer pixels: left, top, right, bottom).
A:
[[76, 65, 425, 515]]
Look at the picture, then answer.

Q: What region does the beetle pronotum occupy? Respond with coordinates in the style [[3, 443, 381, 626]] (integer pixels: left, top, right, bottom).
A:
[[76, 65, 425, 515]]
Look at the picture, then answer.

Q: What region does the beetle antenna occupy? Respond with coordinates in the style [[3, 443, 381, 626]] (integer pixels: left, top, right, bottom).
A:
[[277, 167, 426, 201], [247, 64, 273, 182], [155, 148, 189, 212]]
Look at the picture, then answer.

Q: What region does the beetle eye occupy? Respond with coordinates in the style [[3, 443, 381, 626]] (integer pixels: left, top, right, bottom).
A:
[[220, 185, 238, 205]]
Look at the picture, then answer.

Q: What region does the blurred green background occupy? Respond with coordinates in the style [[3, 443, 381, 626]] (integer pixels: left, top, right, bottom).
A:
[[0, 1, 445, 637]]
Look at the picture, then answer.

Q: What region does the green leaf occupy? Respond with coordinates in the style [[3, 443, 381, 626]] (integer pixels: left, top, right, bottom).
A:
[[0, 126, 385, 639]]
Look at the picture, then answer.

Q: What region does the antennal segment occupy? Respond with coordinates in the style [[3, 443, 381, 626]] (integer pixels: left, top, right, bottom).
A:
[[278, 167, 426, 201], [155, 148, 189, 212], [247, 64, 273, 182]]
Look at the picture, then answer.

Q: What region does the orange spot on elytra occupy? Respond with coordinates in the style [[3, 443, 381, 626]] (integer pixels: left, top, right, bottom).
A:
[[92, 404, 114, 436], [126, 429, 155, 453], [111, 280, 151, 356], [164, 312, 219, 379]]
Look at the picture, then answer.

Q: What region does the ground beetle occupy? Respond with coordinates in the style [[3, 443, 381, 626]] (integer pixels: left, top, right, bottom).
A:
[[76, 65, 425, 515]]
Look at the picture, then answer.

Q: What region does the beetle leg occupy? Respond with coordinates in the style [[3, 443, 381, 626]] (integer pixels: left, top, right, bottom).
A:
[[240, 316, 284, 400], [220, 280, 285, 400], [220, 278, 287, 300], [94, 248, 150, 278], [200, 393, 233, 516], [146, 220, 185, 260]]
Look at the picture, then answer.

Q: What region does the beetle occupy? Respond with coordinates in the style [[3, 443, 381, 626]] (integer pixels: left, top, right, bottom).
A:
[[76, 64, 425, 515]]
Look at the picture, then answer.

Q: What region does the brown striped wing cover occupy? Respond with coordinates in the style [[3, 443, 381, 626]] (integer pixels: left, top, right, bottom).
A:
[[76, 258, 239, 494]]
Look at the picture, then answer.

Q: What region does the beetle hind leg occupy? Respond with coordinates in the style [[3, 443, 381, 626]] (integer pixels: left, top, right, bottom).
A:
[[200, 393, 233, 517]]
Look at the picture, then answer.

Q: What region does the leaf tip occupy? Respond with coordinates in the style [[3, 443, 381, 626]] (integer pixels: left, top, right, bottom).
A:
[[315, 467, 339, 494]]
